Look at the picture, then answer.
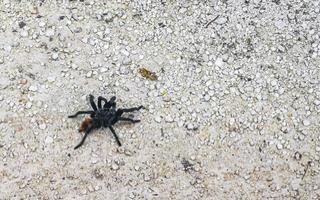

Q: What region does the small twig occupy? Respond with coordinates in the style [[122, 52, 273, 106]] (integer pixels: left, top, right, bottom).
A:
[[205, 15, 220, 28], [302, 161, 312, 180], [66, 25, 74, 34]]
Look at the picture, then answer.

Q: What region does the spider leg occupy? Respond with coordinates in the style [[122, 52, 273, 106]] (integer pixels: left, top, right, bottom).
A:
[[104, 96, 116, 109], [89, 94, 98, 111], [98, 96, 108, 109], [109, 126, 122, 146], [119, 117, 141, 123], [120, 106, 144, 113], [74, 125, 94, 149], [68, 111, 94, 118]]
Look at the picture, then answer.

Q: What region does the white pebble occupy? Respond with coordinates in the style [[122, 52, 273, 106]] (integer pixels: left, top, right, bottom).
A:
[[121, 49, 130, 56], [165, 115, 174, 123], [39, 123, 47, 130], [45, 28, 55, 37], [314, 100, 320, 106], [206, 80, 212, 87], [204, 95, 210, 101], [29, 85, 38, 92], [20, 30, 28, 37], [111, 163, 119, 170], [47, 76, 56, 83], [276, 143, 283, 150], [86, 71, 93, 78], [51, 53, 59, 60], [187, 123, 194, 130], [303, 119, 310, 126], [144, 174, 151, 182], [216, 17, 228, 24], [100, 67, 108, 73], [45, 136, 53, 144], [177, 120, 184, 127], [39, 21, 46, 27], [25, 102, 32, 109], [215, 58, 223, 67], [88, 185, 94, 192], [154, 115, 161, 123]]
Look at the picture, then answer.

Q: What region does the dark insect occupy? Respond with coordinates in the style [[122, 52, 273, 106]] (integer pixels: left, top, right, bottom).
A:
[[68, 94, 144, 149]]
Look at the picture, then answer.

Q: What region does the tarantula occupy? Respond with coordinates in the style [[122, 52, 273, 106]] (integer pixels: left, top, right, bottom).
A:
[[68, 94, 144, 149]]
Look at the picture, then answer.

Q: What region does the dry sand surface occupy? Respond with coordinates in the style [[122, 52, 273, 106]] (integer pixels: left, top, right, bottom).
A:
[[0, 0, 320, 199]]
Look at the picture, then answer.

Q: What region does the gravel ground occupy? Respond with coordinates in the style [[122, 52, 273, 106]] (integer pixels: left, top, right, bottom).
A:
[[1, 0, 320, 199]]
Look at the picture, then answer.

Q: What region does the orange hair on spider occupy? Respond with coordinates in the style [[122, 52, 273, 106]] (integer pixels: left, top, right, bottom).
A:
[[79, 117, 93, 132]]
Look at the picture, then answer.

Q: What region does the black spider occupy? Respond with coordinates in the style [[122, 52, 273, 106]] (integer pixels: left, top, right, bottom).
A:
[[68, 94, 144, 149]]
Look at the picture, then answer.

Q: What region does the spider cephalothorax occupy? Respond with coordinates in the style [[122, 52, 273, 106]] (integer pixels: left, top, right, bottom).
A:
[[68, 94, 144, 149]]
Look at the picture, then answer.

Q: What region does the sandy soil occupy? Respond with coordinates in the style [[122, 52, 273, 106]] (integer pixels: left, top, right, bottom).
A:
[[0, 0, 320, 199]]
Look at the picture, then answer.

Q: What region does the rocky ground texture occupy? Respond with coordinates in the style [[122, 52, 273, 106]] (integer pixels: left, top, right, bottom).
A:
[[0, 0, 320, 199]]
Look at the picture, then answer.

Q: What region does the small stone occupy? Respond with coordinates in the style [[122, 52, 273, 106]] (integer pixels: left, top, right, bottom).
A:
[[74, 27, 82, 33], [204, 95, 210, 101], [276, 143, 283, 150], [271, 80, 277, 86], [144, 174, 151, 182], [39, 21, 46, 27], [81, 37, 89, 43], [206, 80, 212, 87], [215, 58, 223, 67], [177, 120, 184, 127], [165, 115, 174, 123], [129, 193, 135, 199], [86, 71, 93, 78], [46, 28, 55, 37], [316, 146, 320, 152], [39, 123, 47, 130], [111, 163, 119, 170], [121, 49, 130, 56], [0, 96, 3, 101], [94, 186, 101, 191], [20, 30, 28, 37], [104, 12, 114, 22], [20, 79, 28, 85], [100, 67, 108, 73], [51, 53, 59, 60], [274, 20, 286, 29], [195, 68, 201, 73], [47, 76, 56, 83], [314, 100, 320, 106], [186, 123, 194, 130], [45, 136, 53, 144], [91, 158, 99, 164], [216, 17, 228, 24], [29, 85, 38, 92], [302, 119, 310, 126], [154, 115, 161, 123], [25, 102, 32, 109], [88, 185, 94, 192], [80, 189, 87, 195], [0, 57, 3, 64]]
